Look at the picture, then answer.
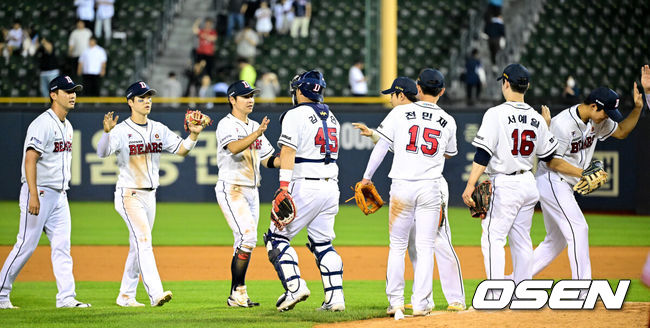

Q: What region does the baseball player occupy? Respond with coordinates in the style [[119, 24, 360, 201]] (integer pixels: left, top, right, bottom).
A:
[[531, 82, 644, 284], [215, 81, 280, 307], [353, 77, 465, 312], [361, 69, 457, 316], [263, 70, 345, 312], [96, 81, 205, 307], [462, 64, 558, 297], [641, 64, 650, 288], [0, 75, 91, 309]]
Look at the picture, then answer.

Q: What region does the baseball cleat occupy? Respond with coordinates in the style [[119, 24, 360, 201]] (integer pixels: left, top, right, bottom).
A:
[[153, 291, 173, 307], [316, 302, 345, 312], [386, 304, 405, 316], [412, 306, 433, 316], [58, 298, 91, 308], [446, 302, 466, 311], [0, 301, 18, 309], [116, 296, 145, 307], [276, 281, 310, 312], [227, 285, 260, 308]]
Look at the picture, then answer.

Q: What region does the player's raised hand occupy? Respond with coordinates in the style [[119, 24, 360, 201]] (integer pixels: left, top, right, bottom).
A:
[[187, 111, 205, 134], [28, 195, 40, 216], [541, 105, 551, 127], [352, 123, 372, 136], [256, 116, 270, 136], [641, 65, 650, 93], [633, 82, 643, 109], [103, 111, 118, 132]]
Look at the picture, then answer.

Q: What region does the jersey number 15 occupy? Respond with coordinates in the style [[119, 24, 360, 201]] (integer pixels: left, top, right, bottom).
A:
[[406, 125, 441, 157]]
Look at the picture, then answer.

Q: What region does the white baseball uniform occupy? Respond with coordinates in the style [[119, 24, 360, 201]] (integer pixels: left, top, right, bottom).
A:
[[472, 102, 558, 288], [215, 114, 274, 252], [265, 102, 343, 308], [367, 101, 457, 311], [407, 178, 465, 307], [533, 105, 617, 280], [0, 109, 80, 307], [97, 117, 183, 305]]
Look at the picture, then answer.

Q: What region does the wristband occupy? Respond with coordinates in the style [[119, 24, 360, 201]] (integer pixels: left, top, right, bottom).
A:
[[279, 169, 293, 184], [182, 136, 197, 151], [370, 130, 380, 144]]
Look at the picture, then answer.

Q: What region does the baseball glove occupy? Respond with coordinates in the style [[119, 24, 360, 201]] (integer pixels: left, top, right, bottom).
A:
[[270, 188, 296, 231], [573, 160, 607, 195], [346, 181, 384, 215], [184, 109, 213, 132], [469, 180, 492, 219]]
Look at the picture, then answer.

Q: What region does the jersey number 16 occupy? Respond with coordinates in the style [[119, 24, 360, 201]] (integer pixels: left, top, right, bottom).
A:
[[511, 129, 536, 156]]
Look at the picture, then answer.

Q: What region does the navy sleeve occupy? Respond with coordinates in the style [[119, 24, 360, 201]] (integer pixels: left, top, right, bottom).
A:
[[473, 147, 491, 166]]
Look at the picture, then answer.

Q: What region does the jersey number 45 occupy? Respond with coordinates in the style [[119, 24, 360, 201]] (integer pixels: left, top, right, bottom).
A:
[[314, 127, 339, 154]]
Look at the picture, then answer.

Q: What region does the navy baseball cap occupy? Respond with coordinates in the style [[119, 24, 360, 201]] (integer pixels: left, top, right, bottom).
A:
[[496, 63, 530, 86], [228, 80, 260, 98], [417, 68, 445, 88], [586, 87, 623, 122], [49, 75, 83, 93], [381, 77, 418, 96], [125, 81, 157, 99]]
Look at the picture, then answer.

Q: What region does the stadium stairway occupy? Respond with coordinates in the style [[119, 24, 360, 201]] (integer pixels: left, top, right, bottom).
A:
[[149, 0, 214, 92]]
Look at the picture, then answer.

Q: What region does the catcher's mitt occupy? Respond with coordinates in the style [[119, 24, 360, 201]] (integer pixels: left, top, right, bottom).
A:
[[270, 188, 296, 230], [184, 109, 213, 132], [573, 160, 607, 195], [345, 181, 384, 215], [469, 180, 492, 219]]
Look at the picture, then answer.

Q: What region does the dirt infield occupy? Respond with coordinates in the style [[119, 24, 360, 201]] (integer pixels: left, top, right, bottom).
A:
[[316, 303, 650, 328], [0, 245, 647, 281]]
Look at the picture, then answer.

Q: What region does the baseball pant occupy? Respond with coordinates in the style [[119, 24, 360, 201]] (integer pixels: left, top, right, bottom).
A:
[[0, 183, 77, 306], [290, 17, 310, 38], [114, 188, 164, 305], [532, 171, 591, 280], [408, 178, 465, 306], [481, 172, 538, 292], [386, 179, 441, 311], [216, 181, 259, 252]]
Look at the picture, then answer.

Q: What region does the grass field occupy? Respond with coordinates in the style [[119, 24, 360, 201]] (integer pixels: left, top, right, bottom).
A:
[[0, 201, 649, 327]]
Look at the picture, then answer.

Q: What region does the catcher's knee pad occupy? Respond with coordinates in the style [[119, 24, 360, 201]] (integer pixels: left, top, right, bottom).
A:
[[306, 236, 344, 304], [264, 229, 302, 292]]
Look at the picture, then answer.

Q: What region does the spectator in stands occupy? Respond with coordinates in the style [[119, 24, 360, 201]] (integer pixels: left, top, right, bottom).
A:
[[464, 48, 483, 106], [485, 0, 502, 28], [227, 0, 248, 38], [36, 37, 61, 97], [235, 24, 259, 63], [273, 0, 293, 35], [77, 36, 107, 96], [290, 0, 311, 38], [20, 26, 38, 58], [255, 2, 273, 38], [95, 0, 115, 45], [74, 0, 95, 29], [349, 59, 368, 97], [193, 18, 218, 77], [68, 20, 92, 79], [5, 21, 24, 57], [484, 14, 505, 66], [642, 65, 650, 109], [562, 75, 580, 104], [238, 57, 256, 87], [160, 71, 183, 108], [257, 71, 280, 101], [198, 74, 215, 109], [184, 59, 206, 97]]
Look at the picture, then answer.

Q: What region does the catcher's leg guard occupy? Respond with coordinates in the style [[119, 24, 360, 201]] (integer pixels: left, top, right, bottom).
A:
[[264, 230, 304, 293], [306, 236, 344, 306]]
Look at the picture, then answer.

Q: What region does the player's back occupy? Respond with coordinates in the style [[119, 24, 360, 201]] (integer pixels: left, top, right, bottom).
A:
[[377, 101, 457, 180], [278, 102, 340, 180], [473, 102, 557, 175]]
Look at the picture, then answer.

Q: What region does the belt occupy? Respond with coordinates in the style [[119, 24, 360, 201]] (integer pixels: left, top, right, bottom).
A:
[[304, 177, 334, 181], [506, 170, 528, 176]]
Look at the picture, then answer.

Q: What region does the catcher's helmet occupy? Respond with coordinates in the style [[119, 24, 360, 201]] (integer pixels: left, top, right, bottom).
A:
[[290, 70, 326, 104]]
